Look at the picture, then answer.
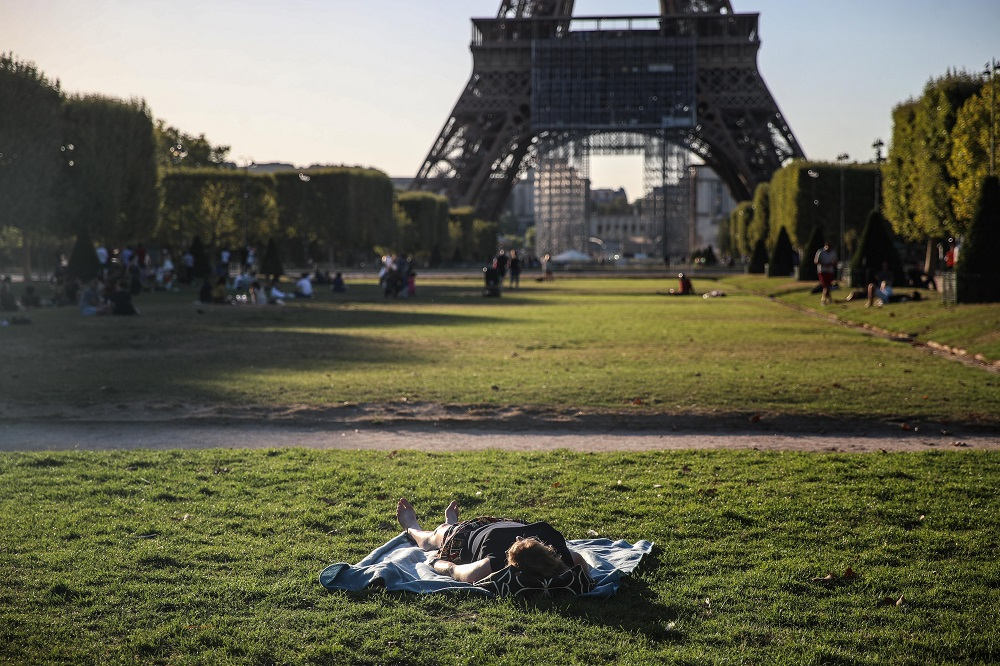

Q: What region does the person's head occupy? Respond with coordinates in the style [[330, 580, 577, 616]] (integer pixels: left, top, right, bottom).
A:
[[506, 537, 569, 578]]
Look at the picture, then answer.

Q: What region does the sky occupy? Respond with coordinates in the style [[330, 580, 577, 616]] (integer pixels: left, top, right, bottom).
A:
[[3, 0, 998, 199]]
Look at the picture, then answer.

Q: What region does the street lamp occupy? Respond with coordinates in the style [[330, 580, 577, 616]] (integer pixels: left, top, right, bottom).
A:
[[807, 169, 820, 235], [985, 58, 999, 176], [238, 157, 256, 249], [837, 153, 850, 267], [872, 139, 885, 211]]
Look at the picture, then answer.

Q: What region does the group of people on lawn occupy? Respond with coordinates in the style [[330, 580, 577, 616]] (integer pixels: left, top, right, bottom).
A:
[[814, 240, 929, 307]]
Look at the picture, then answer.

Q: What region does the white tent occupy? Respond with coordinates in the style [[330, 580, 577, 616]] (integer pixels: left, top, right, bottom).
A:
[[550, 250, 593, 263]]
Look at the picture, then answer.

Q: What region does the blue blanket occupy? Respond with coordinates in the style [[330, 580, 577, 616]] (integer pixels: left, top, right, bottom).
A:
[[319, 534, 654, 597]]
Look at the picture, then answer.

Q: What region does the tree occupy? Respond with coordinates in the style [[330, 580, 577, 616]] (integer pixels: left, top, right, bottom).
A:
[[883, 100, 920, 240], [473, 219, 499, 263], [0, 53, 62, 277], [948, 80, 995, 226], [909, 73, 981, 241], [747, 238, 768, 274], [956, 176, 1000, 303], [188, 236, 211, 281], [849, 210, 903, 288], [158, 170, 278, 255], [799, 226, 824, 282], [730, 201, 754, 258], [259, 237, 284, 279], [65, 228, 101, 281], [275, 167, 394, 267], [59, 94, 159, 246], [747, 183, 770, 251], [396, 191, 450, 265], [767, 227, 796, 277], [155, 120, 229, 169]]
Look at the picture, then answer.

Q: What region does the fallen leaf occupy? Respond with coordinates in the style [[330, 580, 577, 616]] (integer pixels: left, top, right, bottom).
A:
[[551, 482, 561, 488], [811, 572, 838, 585], [896, 594, 905, 606], [587, 529, 600, 537], [653, 484, 663, 489], [842, 567, 858, 580]]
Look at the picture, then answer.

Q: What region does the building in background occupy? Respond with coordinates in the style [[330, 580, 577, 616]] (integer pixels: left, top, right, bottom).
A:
[[688, 164, 735, 253]]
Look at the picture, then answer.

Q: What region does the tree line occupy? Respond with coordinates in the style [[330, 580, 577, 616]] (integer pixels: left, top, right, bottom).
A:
[[718, 69, 999, 301], [0, 53, 499, 278]]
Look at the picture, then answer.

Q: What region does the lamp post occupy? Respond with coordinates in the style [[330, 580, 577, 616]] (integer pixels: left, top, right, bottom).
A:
[[837, 153, 850, 268], [238, 157, 255, 250], [872, 139, 885, 211], [986, 58, 999, 176], [807, 169, 820, 236]]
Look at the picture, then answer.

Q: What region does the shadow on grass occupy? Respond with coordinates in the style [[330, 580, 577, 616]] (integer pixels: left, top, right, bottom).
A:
[[339, 550, 680, 643]]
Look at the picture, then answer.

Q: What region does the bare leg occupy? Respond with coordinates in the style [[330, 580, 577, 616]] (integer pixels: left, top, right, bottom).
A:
[[397, 498, 455, 551]]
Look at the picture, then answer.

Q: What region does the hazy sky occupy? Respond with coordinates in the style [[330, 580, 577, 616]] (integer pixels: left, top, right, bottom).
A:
[[4, 0, 998, 198]]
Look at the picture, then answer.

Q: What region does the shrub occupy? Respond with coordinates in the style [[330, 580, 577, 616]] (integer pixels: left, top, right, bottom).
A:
[[259, 237, 284, 279], [956, 175, 1000, 303], [848, 210, 903, 288], [188, 236, 211, 280], [65, 229, 102, 281], [799, 226, 824, 282], [767, 228, 796, 277], [747, 238, 768, 274]]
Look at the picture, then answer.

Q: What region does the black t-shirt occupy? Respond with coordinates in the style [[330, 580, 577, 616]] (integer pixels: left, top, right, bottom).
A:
[[467, 521, 574, 572]]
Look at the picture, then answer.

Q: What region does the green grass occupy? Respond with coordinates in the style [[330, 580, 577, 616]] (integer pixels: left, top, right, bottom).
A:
[[1, 448, 998, 665], [730, 274, 1000, 361], [1, 275, 998, 424]]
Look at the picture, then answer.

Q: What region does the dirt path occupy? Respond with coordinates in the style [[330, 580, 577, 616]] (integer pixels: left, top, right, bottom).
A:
[[1, 402, 998, 453]]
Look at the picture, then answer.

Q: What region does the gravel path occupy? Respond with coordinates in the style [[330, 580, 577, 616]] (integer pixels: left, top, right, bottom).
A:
[[3, 416, 998, 453]]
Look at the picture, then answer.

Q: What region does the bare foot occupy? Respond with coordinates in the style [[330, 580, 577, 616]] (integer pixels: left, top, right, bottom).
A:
[[445, 500, 459, 524], [396, 498, 421, 531]]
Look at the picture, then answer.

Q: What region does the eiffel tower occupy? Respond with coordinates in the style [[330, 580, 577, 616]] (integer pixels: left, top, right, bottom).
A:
[[411, 0, 804, 223]]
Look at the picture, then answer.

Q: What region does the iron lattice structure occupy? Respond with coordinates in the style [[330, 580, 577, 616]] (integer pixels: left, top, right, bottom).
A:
[[411, 0, 804, 222]]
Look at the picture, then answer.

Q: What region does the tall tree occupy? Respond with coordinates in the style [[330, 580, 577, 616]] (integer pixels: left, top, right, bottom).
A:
[[59, 94, 159, 247], [883, 100, 920, 240], [747, 183, 770, 251], [155, 120, 230, 169], [0, 53, 62, 277], [948, 80, 994, 226], [910, 73, 981, 240]]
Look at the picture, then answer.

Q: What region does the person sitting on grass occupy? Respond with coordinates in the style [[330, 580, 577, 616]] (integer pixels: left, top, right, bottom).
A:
[[866, 261, 894, 307], [294, 272, 314, 299], [211, 276, 229, 304], [79, 278, 111, 316], [396, 498, 591, 584], [667, 272, 694, 296], [108, 280, 139, 315]]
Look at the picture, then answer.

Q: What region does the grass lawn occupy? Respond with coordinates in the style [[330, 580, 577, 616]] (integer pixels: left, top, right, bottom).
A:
[[2, 274, 999, 664], [0, 275, 998, 424], [2, 448, 998, 665]]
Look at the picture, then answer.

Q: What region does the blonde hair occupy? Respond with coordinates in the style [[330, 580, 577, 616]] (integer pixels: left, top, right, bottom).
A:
[[506, 537, 569, 578]]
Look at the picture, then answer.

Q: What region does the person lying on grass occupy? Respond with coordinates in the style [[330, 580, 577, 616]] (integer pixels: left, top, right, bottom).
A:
[[396, 497, 592, 584]]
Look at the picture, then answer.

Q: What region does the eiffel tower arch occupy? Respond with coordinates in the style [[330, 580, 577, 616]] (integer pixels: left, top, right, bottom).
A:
[[411, 0, 805, 238]]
